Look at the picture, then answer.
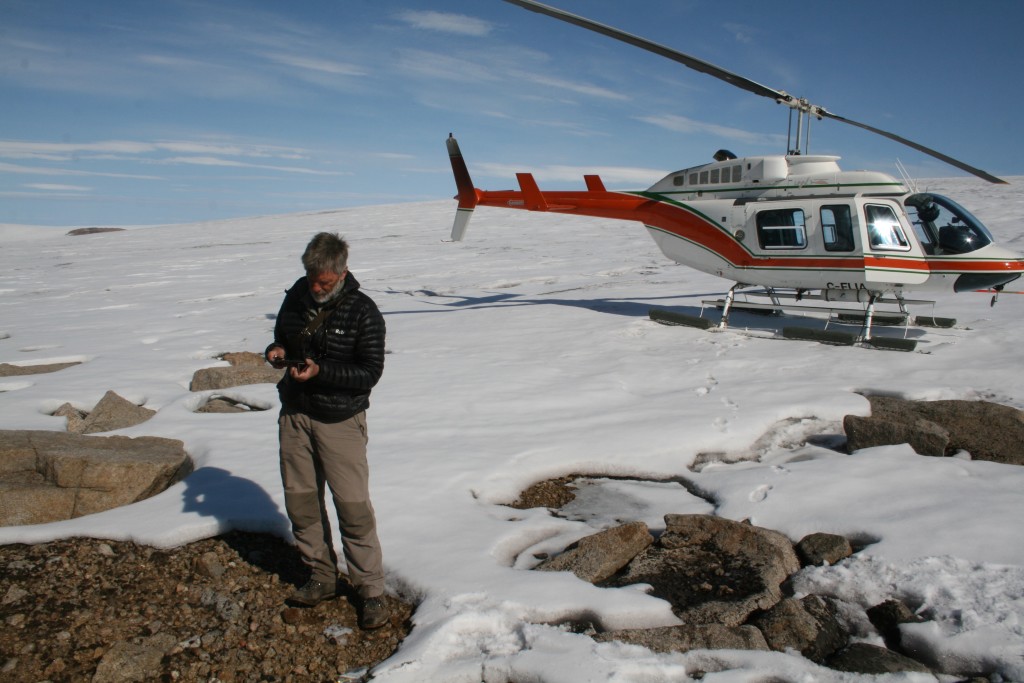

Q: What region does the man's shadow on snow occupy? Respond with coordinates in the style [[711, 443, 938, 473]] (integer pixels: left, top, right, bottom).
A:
[[182, 467, 303, 582]]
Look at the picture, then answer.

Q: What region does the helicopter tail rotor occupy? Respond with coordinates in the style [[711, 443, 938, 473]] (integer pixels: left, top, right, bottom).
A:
[[447, 134, 479, 241]]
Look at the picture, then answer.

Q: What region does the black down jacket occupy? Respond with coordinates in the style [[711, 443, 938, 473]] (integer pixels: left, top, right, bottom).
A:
[[268, 273, 385, 423]]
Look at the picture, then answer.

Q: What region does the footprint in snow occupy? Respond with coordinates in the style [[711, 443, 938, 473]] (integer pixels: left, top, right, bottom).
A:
[[749, 484, 772, 503]]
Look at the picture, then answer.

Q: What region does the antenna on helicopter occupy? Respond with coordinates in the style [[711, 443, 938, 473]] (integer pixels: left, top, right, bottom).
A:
[[503, 0, 1007, 184]]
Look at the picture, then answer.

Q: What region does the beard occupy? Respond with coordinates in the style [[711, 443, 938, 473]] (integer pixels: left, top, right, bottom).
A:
[[311, 275, 345, 304]]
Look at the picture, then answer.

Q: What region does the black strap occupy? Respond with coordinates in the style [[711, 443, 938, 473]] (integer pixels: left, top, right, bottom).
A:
[[300, 292, 347, 340]]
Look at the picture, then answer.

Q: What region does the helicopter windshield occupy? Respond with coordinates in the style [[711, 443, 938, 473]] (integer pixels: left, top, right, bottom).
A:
[[904, 193, 994, 255]]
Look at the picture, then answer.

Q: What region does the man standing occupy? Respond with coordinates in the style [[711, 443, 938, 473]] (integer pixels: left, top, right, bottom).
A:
[[265, 232, 389, 629]]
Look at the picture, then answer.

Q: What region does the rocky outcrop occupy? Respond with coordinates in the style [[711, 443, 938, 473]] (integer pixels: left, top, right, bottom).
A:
[[189, 352, 283, 392], [0, 430, 192, 526], [606, 515, 799, 627], [530, 514, 938, 672], [845, 396, 1024, 464]]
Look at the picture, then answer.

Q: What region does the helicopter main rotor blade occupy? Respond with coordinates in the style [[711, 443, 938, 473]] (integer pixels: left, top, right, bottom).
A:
[[818, 110, 1007, 184], [502, 0, 789, 104], [503, 0, 1007, 185]]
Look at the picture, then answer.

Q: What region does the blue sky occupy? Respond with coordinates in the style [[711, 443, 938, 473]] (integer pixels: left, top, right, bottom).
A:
[[3, 0, 1022, 226]]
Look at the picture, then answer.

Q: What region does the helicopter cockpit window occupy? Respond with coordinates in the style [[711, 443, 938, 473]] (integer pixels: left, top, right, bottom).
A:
[[904, 193, 993, 255], [821, 205, 855, 252], [756, 208, 807, 249], [865, 204, 910, 251]]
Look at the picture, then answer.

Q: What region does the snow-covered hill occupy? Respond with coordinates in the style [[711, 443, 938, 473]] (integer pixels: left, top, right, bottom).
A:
[[2, 178, 1023, 680]]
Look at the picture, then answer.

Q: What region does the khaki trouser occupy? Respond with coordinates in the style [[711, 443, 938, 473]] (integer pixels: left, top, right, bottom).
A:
[[278, 409, 384, 598]]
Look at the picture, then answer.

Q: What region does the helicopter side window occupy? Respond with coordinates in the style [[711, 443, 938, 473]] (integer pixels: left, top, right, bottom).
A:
[[732, 165, 742, 182], [821, 205, 855, 252], [756, 208, 807, 249], [865, 204, 910, 251]]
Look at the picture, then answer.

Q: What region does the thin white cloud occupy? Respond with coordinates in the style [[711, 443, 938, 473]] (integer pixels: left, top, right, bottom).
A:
[[517, 72, 630, 102], [0, 140, 309, 162], [724, 22, 757, 45], [159, 156, 344, 176], [394, 49, 499, 83], [0, 161, 161, 180], [265, 53, 367, 77], [24, 183, 92, 192], [371, 152, 417, 161], [637, 114, 787, 147], [395, 10, 493, 37]]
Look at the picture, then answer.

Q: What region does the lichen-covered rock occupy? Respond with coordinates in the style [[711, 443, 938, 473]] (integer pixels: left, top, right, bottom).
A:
[[536, 521, 653, 583], [608, 515, 799, 626]]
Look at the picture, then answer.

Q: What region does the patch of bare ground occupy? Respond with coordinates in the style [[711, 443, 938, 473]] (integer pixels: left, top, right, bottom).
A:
[[508, 474, 580, 510], [0, 532, 412, 682]]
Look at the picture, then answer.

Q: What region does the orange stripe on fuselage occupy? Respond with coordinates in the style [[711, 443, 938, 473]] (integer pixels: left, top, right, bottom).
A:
[[475, 188, 1024, 277]]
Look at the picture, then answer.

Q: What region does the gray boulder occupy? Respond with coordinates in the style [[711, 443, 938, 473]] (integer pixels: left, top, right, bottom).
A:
[[846, 396, 1024, 464], [0, 430, 192, 526], [844, 414, 949, 457], [828, 642, 933, 675], [749, 595, 848, 663], [91, 632, 178, 682], [189, 361, 283, 391], [78, 391, 156, 434], [595, 624, 768, 653], [796, 532, 853, 567], [866, 599, 923, 650], [536, 521, 653, 583]]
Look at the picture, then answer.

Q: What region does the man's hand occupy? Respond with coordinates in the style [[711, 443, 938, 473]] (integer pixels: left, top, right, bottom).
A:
[[266, 345, 287, 369], [290, 359, 320, 382]]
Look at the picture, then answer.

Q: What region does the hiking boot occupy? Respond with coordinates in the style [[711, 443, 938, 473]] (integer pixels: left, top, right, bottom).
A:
[[359, 596, 390, 629], [288, 579, 336, 606]]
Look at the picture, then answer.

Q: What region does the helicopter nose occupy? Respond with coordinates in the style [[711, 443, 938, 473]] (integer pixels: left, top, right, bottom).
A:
[[954, 272, 1022, 293]]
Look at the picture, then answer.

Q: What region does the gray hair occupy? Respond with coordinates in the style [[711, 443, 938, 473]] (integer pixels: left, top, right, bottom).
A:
[[301, 232, 349, 275]]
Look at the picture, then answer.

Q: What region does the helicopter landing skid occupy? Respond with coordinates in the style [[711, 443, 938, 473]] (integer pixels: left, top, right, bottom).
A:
[[649, 286, 949, 352]]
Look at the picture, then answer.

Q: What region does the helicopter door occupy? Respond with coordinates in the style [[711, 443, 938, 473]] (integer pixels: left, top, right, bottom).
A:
[[861, 202, 929, 285]]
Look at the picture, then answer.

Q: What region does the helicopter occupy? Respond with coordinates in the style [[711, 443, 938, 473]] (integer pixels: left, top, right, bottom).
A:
[[447, 0, 1024, 351]]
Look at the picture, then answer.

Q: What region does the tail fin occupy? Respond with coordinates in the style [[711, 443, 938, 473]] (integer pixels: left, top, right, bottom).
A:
[[447, 134, 479, 241]]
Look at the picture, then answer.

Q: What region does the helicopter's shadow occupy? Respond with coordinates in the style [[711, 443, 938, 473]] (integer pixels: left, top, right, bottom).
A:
[[381, 289, 705, 320], [381, 289, 927, 341]]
